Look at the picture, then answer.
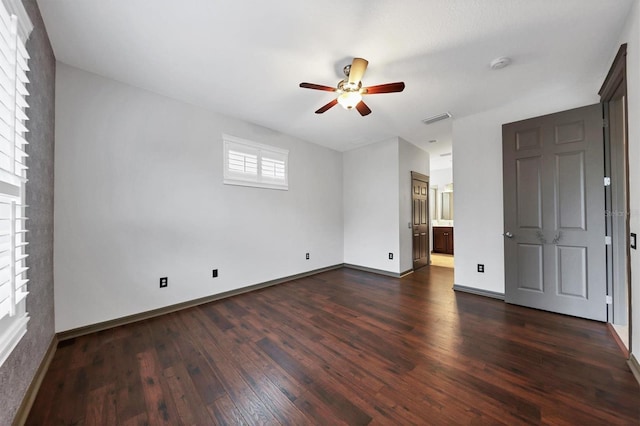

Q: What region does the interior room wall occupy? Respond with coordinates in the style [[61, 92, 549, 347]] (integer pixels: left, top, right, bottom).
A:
[[429, 167, 452, 191], [398, 138, 430, 273], [429, 167, 453, 224], [343, 138, 400, 273], [452, 90, 599, 295], [0, 1, 56, 424], [343, 137, 428, 275], [54, 63, 344, 332]]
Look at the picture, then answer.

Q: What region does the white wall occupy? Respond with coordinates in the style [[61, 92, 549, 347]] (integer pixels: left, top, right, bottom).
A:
[[452, 90, 599, 294], [343, 137, 429, 275], [343, 138, 400, 272], [613, 0, 640, 358], [398, 138, 430, 273], [429, 167, 453, 225], [54, 63, 344, 332], [429, 168, 452, 192]]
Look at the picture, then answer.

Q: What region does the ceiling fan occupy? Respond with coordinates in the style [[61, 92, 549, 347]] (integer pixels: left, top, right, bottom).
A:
[[299, 58, 405, 116]]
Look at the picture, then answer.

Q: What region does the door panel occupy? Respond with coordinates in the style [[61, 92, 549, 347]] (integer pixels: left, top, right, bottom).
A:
[[516, 156, 543, 228], [412, 173, 429, 270], [556, 152, 586, 230], [517, 244, 543, 292], [557, 246, 587, 298], [503, 104, 606, 321], [555, 120, 585, 144], [516, 128, 541, 151]]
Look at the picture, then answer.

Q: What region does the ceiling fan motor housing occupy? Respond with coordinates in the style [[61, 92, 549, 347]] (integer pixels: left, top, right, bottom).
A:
[[338, 80, 362, 93]]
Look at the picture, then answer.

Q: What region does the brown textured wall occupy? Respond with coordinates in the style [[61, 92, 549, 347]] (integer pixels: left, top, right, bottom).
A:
[[0, 1, 55, 424]]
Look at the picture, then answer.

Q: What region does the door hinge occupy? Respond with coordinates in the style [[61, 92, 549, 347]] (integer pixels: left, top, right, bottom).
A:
[[606, 295, 613, 304], [604, 177, 611, 186], [605, 236, 612, 245], [603, 119, 609, 128]]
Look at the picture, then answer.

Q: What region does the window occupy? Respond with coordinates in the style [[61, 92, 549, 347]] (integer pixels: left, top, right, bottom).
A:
[[223, 134, 289, 190], [0, 0, 31, 368]]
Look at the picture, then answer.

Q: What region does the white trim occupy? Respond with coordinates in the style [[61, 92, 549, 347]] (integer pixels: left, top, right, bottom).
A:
[[453, 284, 505, 300], [629, 353, 640, 386], [2, 0, 31, 41], [0, 311, 27, 366], [223, 134, 289, 156], [224, 179, 289, 191]]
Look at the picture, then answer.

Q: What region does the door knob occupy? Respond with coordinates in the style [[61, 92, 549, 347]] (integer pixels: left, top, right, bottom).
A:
[[504, 232, 514, 238]]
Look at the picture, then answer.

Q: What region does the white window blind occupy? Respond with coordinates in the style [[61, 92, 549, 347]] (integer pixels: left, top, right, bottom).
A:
[[223, 134, 289, 190], [0, 0, 31, 368], [228, 150, 258, 175]]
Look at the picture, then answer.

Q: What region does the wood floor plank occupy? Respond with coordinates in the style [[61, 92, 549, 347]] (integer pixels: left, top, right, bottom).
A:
[[119, 412, 149, 426], [207, 394, 248, 425], [114, 336, 147, 423], [163, 363, 215, 425], [137, 349, 180, 425], [190, 305, 311, 425], [182, 309, 281, 425], [27, 266, 640, 425], [84, 384, 117, 426]]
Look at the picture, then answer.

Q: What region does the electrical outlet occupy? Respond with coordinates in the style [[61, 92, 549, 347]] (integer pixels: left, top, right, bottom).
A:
[[389, 253, 393, 260], [160, 277, 168, 288], [306, 253, 309, 260], [212, 269, 218, 278], [477, 264, 484, 273]]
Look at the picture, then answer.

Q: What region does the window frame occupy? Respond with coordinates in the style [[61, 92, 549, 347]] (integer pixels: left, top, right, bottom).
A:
[[223, 134, 289, 190], [0, 0, 31, 368]]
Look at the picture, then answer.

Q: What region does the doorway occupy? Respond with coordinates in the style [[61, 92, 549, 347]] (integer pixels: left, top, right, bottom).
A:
[[501, 44, 632, 342], [429, 170, 455, 268], [411, 171, 430, 270], [600, 44, 631, 353]]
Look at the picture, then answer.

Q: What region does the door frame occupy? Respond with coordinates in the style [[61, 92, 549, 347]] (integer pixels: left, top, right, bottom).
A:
[[599, 43, 631, 354]]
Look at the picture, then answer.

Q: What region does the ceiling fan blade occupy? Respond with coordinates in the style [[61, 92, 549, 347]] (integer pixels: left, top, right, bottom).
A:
[[355, 101, 372, 116], [300, 82, 337, 92], [348, 58, 369, 84], [363, 82, 405, 94], [315, 98, 338, 114]]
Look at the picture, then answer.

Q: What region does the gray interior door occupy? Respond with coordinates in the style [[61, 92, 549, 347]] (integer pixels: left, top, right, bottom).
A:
[[502, 104, 606, 321]]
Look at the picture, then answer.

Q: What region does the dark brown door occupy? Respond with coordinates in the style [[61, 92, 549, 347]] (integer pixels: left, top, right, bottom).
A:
[[412, 172, 429, 270]]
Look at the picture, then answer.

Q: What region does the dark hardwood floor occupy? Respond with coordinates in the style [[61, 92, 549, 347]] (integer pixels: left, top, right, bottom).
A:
[[27, 266, 640, 425]]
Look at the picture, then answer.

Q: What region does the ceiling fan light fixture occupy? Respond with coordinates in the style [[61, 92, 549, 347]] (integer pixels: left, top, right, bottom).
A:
[[299, 57, 404, 116], [337, 90, 362, 110]]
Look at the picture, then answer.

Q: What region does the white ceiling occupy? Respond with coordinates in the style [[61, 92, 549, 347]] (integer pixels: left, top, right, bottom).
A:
[[36, 0, 633, 169]]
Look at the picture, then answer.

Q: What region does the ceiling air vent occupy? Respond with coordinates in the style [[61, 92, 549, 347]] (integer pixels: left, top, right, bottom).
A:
[[422, 112, 452, 125]]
